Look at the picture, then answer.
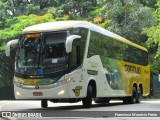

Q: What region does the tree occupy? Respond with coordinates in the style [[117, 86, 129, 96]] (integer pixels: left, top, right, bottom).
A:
[[98, 0, 157, 74], [63, 0, 97, 19], [143, 0, 160, 74], [0, 0, 9, 28], [98, 0, 155, 44], [139, 0, 157, 8], [0, 0, 51, 29], [0, 0, 99, 28]]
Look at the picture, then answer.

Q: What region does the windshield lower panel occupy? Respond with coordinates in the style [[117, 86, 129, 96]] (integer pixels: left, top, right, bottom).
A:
[[15, 31, 69, 77]]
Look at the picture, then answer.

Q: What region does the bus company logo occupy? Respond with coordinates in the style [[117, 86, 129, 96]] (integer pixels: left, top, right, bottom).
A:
[[72, 86, 82, 96], [35, 85, 39, 89], [124, 64, 141, 74]]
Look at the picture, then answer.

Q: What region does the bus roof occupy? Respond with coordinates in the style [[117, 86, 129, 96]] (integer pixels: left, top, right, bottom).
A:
[[22, 20, 147, 52]]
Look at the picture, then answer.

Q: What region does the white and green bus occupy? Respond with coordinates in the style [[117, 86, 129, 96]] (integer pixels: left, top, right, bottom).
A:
[[6, 21, 150, 108]]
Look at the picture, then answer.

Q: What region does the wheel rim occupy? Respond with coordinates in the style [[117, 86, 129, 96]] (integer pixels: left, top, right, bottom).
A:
[[137, 87, 142, 103]]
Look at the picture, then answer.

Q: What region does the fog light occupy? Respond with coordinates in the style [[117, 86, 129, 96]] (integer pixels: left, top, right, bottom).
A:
[[58, 90, 65, 95], [15, 91, 20, 96]]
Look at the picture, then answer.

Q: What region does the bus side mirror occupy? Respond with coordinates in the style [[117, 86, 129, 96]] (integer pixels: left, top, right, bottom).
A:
[[5, 39, 19, 56], [66, 35, 81, 53]]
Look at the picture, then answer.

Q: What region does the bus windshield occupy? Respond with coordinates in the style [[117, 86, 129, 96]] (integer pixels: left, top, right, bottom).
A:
[[15, 31, 69, 76]]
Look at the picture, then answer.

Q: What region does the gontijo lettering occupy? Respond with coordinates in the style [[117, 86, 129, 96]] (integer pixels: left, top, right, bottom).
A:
[[124, 64, 141, 74]]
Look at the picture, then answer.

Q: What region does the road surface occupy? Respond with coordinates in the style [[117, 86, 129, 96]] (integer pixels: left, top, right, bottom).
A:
[[0, 99, 160, 120]]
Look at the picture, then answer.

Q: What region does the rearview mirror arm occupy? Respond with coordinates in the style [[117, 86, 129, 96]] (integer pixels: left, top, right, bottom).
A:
[[6, 39, 19, 56], [66, 35, 81, 53]]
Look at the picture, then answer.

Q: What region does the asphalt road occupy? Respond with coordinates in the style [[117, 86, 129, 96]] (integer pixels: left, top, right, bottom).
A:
[[0, 99, 160, 120]]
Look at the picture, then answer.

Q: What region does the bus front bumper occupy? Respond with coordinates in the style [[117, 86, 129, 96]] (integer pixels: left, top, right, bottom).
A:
[[14, 84, 70, 99]]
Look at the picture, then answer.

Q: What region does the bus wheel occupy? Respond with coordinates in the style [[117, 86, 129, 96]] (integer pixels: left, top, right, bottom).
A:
[[130, 86, 137, 104], [82, 85, 93, 108], [123, 86, 137, 104], [41, 100, 48, 108], [136, 86, 142, 103]]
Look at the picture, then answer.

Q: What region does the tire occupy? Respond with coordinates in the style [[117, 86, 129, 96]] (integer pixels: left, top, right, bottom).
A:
[[123, 86, 137, 104], [82, 85, 93, 108], [130, 86, 137, 104], [123, 97, 130, 104], [136, 86, 142, 103], [41, 99, 48, 108]]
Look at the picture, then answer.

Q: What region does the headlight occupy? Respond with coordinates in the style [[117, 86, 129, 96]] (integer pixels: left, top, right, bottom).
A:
[[15, 91, 21, 96], [57, 76, 73, 85], [66, 76, 73, 83]]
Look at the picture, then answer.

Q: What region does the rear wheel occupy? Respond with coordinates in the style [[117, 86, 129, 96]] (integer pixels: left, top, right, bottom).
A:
[[41, 99, 48, 108], [82, 85, 93, 108], [136, 86, 142, 103], [131, 86, 137, 104], [123, 86, 137, 104]]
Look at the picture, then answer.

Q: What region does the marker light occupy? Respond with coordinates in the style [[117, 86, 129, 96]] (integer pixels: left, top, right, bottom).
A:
[[25, 33, 40, 38]]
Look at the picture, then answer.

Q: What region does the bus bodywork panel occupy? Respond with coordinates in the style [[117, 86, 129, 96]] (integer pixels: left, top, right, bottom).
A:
[[118, 61, 150, 96], [84, 55, 127, 97], [14, 69, 87, 99], [84, 55, 150, 98]]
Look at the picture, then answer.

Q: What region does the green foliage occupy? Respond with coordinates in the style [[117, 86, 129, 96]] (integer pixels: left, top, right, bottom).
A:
[[55, 14, 70, 21], [87, 7, 105, 21], [139, 0, 158, 8], [0, 1, 9, 28], [58, 0, 98, 19], [0, 13, 55, 42], [0, 13, 56, 87], [142, 0, 160, 74], [150, 62, 160, 75], [100, 0, 156, 44], [0, 50, 15, 87]]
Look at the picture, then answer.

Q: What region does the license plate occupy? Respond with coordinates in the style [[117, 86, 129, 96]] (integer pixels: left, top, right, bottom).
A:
[[33, 92, 43, 96]]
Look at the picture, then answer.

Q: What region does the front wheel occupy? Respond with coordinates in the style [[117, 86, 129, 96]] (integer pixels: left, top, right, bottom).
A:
[[82, 85, 93, 108]]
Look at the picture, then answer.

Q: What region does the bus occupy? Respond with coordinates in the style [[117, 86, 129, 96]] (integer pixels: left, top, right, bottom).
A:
[[5, 21, 150, 108]]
